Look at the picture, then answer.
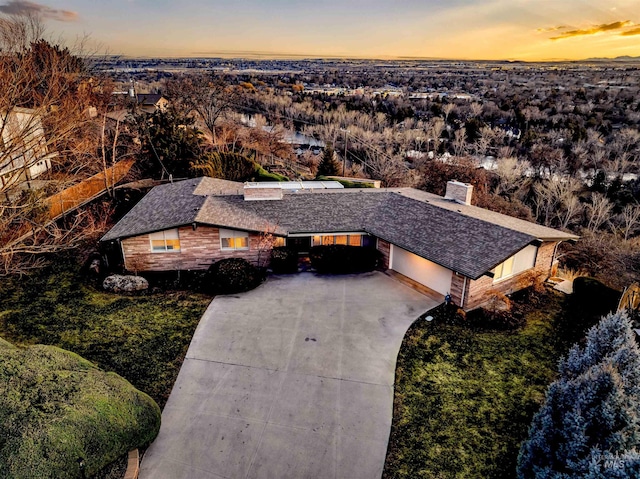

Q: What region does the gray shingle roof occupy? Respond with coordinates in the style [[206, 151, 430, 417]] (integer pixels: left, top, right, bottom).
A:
[[101, 177, 576, 279], [393, 188, 578, 241], [101, 178, 206, 241], [136, 93, 165, 106]]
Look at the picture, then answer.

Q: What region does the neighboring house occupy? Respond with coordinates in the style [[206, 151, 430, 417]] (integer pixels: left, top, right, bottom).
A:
[[101, 178, 578, 310], [135, 94, 169, 114], [0, 108, 56, 188]]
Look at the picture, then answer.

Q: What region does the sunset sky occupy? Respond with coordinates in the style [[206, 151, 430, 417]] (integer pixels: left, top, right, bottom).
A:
[[2, 0, 640, 60]]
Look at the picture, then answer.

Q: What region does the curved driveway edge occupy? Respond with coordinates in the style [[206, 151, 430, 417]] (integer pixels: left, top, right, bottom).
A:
[[140, 272, 439, 479]]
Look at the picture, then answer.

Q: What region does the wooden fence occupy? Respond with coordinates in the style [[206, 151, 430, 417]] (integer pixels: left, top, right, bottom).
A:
[[46, 159, 135, 220]]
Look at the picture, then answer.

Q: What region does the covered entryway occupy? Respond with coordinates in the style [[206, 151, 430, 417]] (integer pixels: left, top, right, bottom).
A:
[[287, 236, 312, 254], [390, 245, 453, 296]]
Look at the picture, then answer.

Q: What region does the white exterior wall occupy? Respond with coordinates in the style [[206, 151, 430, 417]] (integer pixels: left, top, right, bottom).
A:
[[390, 245, 453, 295], [1, 108, 51, 179]]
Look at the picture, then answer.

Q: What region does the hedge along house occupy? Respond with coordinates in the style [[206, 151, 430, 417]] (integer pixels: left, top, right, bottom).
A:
[[101, 177, 578, 310]]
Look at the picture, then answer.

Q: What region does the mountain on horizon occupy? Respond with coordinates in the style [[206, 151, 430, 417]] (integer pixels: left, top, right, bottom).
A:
[[582, 55, 640, 62]]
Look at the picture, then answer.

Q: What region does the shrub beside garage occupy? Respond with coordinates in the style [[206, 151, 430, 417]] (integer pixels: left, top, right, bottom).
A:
[[310, 245, 382, 274], [208, 258, 265, 294], [0, 339, 161, 479], [270, 246, 299, 274]]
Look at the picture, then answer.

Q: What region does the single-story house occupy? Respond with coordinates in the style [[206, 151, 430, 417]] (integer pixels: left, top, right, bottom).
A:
[[101, 177, 578, 310]]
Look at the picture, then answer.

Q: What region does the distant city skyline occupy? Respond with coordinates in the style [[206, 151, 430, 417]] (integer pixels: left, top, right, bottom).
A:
[[2, 0, 640, 61]]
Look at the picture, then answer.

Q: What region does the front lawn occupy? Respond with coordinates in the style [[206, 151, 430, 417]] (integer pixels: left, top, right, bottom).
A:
[[383, 291, 565, 479], [0, 259, 211, 409]]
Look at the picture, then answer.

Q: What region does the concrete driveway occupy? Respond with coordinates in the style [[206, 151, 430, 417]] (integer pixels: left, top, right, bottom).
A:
[[140, 272, 439, 479]]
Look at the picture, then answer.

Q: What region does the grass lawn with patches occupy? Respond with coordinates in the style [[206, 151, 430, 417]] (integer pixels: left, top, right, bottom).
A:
[[383, 291, 565, 479], [0, 261, 211, 410]]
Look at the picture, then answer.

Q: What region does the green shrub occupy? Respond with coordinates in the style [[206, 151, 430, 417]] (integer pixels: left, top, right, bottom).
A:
[[254, 166, 289, 182], [208, 258, 264, 294], [316, 175, 375, 188], [309, 245, 381, 274], [141, 270, 210, 293], [270, 246, 298, 274], [0, 341, 161, 479], [191, 151, 254, 181], [191, 152, 290, 182]]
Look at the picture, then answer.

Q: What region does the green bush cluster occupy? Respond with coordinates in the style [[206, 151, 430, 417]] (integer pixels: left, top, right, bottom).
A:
[[254, 165, 289, 182], [0, 341, 160, 479], [191, 152, 290, 182], [316, 175, 375, 188], [309, 245, 381, 274], [191, 151, 256, 181], [270, 246, 299, 274], [208, 258, 265, 294]]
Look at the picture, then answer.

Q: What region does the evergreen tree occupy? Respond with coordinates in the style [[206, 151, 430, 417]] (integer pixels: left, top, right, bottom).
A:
[[137, 107, 203, 179], [317, 145, 340, 177], [518, 313, 640, 478]]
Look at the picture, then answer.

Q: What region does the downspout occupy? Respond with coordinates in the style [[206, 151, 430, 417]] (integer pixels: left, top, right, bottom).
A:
[[460, 276, 467, 309], [550, 241, 563, 277], [119, 239, 126, 271]]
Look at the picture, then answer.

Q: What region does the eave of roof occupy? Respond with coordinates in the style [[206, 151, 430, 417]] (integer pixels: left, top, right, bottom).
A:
[[101, 178, 576, 278], [392, 188, 579, 241]]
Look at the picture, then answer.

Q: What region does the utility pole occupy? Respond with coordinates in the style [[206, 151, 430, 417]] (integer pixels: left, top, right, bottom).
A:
[[341, 128, 349, 177]]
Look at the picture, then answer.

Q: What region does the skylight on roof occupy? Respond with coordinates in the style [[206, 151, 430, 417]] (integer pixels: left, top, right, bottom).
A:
[[244, 181, 344, 190]]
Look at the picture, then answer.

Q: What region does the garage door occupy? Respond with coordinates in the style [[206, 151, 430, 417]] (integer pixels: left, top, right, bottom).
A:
[[391, 245, 453, 295]]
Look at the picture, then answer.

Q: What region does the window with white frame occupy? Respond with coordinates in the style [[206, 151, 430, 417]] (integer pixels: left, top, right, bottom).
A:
[[492, 245, 538, 282], [493, 255, 515, 281], [149, 229, 181, 252], [220, 228, 249, 250]]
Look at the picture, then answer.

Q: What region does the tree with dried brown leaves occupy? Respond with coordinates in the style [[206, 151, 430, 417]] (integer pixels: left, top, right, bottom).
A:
[[1, 14, 116, 275]]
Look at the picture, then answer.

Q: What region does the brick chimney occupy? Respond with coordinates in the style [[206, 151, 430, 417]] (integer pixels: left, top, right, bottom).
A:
[[444, 180, 473, 205]]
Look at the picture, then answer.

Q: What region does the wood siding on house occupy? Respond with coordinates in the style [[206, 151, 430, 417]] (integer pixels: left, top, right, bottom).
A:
[[450, 273, 467, 307], [460, 241, 557, 310], [121, 225, 264, 272], [377, 238, 391, 269]]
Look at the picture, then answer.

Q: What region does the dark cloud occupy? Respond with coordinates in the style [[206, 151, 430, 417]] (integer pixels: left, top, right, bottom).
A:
[[0, 1, 78, 22], [550, 21, 632, 40], [620, 26, 640, 36]]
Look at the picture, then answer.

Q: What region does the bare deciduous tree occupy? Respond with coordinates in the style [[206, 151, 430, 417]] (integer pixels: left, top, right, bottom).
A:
[[618, 204, 640, 241], [167, 75, 240, 144], [494, 157, 530, 197], [452, 128, 468, 157], [586, 193, 613, 232], [442, 103, 456, 123], [532, 179, 583, 229], [0, 14, 113, 275]]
